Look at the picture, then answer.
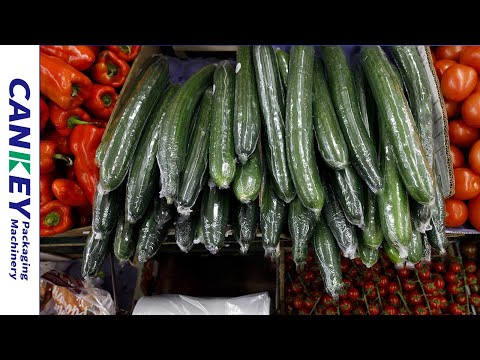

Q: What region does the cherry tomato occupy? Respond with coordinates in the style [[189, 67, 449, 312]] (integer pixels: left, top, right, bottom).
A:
[[434, 277, 445, 290], [462, 92, 480, 128], [397, 267, 411, 279], [366, 289, 378, 301], [418, 267, 431, 281], [469, 194, 480, 231], [423, 280, 437, 294], [343, 278, 353, 288], [435, 59, 457, 79], [470, 293, 480, 306], [413, 304, 429, 315], [414, 261, 425, 270], [339, 299, 352, 313], [436, 46, 465, 61], [408, 291, 424, 305], [387, 282, 400, 295], [303, 270, 315, 282], [363, 269, 374, 281], [432, 261, 446, 273], [303, 296, 315, 311], [459, 46, 480, 73], [352, 305, 366, 315], [429, 296, 443, 310], [372, 262, 382, 274], [466, 272, 478, 286], [444, 271, 458, 283], [464, 260, 477, 273], [340, 257, 351, 272], [377, 275, 389, 288], [449, 303, 465, 315], [431, 308, 442, 315], [306, 254, 316, 267], [444, 198, 469, 227], [348, 267, 359, 279], [449, 261, 463, 274], [368, 304, 381, 316], [398, 307, 410, 315], [347, 287, 360, 301], [378, 287, 387, 297], [321, 294, 334, 307], [447, 282, 461, 295], [293, 297, 304, 310], [363, 280, 375, 293], [383, 305, 398, 315], [292, 281, 303, 294], [445, 100, 460, 119], [402, 279, 417, 292], [449, 118, 480, 147], [385, 268, 396, 278], [311, 290, 322, 298], [468, 141, 480, 176], [441, 64, 478, 102], [325, 305, 338, 315], [388, 294, 401, 307], [450, 144, 466, 168]]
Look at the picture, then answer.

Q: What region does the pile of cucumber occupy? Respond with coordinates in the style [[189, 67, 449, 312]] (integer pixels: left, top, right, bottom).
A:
[[81, 46, 448, 300]]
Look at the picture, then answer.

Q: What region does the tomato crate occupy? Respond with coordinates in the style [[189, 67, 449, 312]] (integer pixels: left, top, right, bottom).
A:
[[280, 240, 477, 315]]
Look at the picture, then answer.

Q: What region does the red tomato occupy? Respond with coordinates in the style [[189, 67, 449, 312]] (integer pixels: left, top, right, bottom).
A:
[[432, 261, 446, 273], [449, 303, 465, 315], [462, 92, 480, 128], [348, 267, 359, 279], [474, 81, 480, 94], [470, 293, 480, 306], [378, 287, 387, 297], [449, 119, 480, 147], [469, 194, 480, 231], [449, 261, 463, 274], [464, 260, 477, 273], [441, 64, 478, 102], [429, 296, 443, 310], [459, 46, 480, 73], [303, 270, 315, 282], [340, 257, 351, 273], [366, 289, 378, 301], [387, 294, 401, 307], [387, 282, 400, 295], [435, 59, 457, 79], [436, 46, 465, 61], [398, 307, 410, 315], [321, 294, 334, 307], [453, 168, 480, 200], [469, 140, 480, 174], [447, 283, 461, 295], [418, 267, 431, 281], [397, 267, 411, 278], [292, 281, 303, 294], [339, 299, 352, 313], [383, 305, 398, 315], [293, 297, 304, 310], [306, 254, 316, 267], [408, 291, 424, 305], [352, 305, 366, 315], [347, 287, 360, 301], [325, 305, 338, 315], [438, 296, 449, 310], [363, 280, 375, 293], [444, 271, 458, 283], [450, 145, 466, 168], [402, 279, 417, 292], [423, 280, 437, 294], [444, 198, 469, 227], [445, 100, 460, 119], [413, 304, 429, 315], [431, 308, 442, 315], [368, 304, 381, 316], [303, 296, 315, 311], [377, 275, 389, 288], [434, 277, 445, 290], [466, 273, 478, 286]]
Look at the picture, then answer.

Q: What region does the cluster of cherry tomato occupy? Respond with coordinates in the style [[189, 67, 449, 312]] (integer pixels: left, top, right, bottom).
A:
[[284, 248, 480, 315], [432, 46, 480, 231]]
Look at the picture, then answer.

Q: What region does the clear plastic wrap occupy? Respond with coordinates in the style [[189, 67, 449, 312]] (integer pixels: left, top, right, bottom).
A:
[[357, 241, 379, 268], [361, 188, 384, 250], [360, 46, 435, 206], [92, 183, 125, 240], [175, 213, 198, 253], [132, 292, 270, 315], [176, 87, 213, 216], [411, 201, 433, 233], [312, 58, 349, 170], [427, 171, 448, 255], [157, 64, 216, 204], [275, 48, 289, 92], [81, 230, 111, 279], [323, 182, 358, 259], [383, 241, 406, 267], [232, 146, 262, 204], [113, 210, 138, 263], [377, 115, 411, 259], [329, 166, 365, 228], [313, 214, 344, 301], [421, 232, 432, 263], [321, 46, 382, 194], [260, 177, 287, 260], [288, 196, 318, 271], [41, 270, 115, 315], [126, 85, 179, 223], [200, 185, 230, 255], [407, 227, 423, 265], [233, 201, 258, 254], [137, 198, 172, 263]]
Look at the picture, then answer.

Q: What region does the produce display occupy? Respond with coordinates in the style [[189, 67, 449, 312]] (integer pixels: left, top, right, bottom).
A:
[[284, 246, 480, 315], [40, 45, 140, 236], [77, 45, 457, 293], [434, 46, 480, 232]]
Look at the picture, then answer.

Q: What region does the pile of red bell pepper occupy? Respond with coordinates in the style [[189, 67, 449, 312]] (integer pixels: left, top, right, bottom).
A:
[[40, 45, 141, 237]]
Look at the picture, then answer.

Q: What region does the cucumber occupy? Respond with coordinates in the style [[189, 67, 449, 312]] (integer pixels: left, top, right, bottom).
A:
[[377, 115, 411, 259], [286, 46, 324, 214], [113, 210, 138, 262], [81, 230, 112, 279], [209, 61, 236, 189], [313, 214, 344, 300], [92, 182, 125, 239], [276, 48, 289, 91], [383, 241, 406, 265], [233, 201, 258, 254], [312, 58, 349, 170], [329, 166, 365, 228], [321, 46, 382, 194], [323, 182, 358, 259], [260, 176, 287, 260], [100, 56, 169, 192], [288, 196, 319, 271], [158, 63, 216, 204], [358, 242, 379, 268], [360, 46, 435, 205], [194, 213, 206, 245], [427, 171, 448, 255], [253, 45, 295, 203], [126, 84, 179, 224], [422, 232, 432, 263], [175, 212, 199, 253], [411, 201, 433, 233], [201, 185, 230, 254], [234, 47, 261, 164], [407, 228, 423, 265], [136, 198, 172, 262], [232, 145, 261, 203], [177, 87, 213, 215], [361, 188, 383, 250], [351, 55, 370, 134]]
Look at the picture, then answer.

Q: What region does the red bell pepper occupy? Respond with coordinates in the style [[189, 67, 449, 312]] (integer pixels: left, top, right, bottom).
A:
[[76, 205, 93, 227], [40, 140, 73, 174], [49, 103, 102, 137], [105, 45, 141, 62], [40, 46, 96, 71], [40, 52, 92, 110], [52, 178, 90, 207], [69, 124, 105, 205], [44, 130, 72, 155], [88, 46, 101, 56], [83, 84, 118, 119], [40, 200, 73, 236], [66, 165, 76, 180], [40, 174, 55, 207], [40, 97, 49, 132], [91, 50, 130, 88]]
